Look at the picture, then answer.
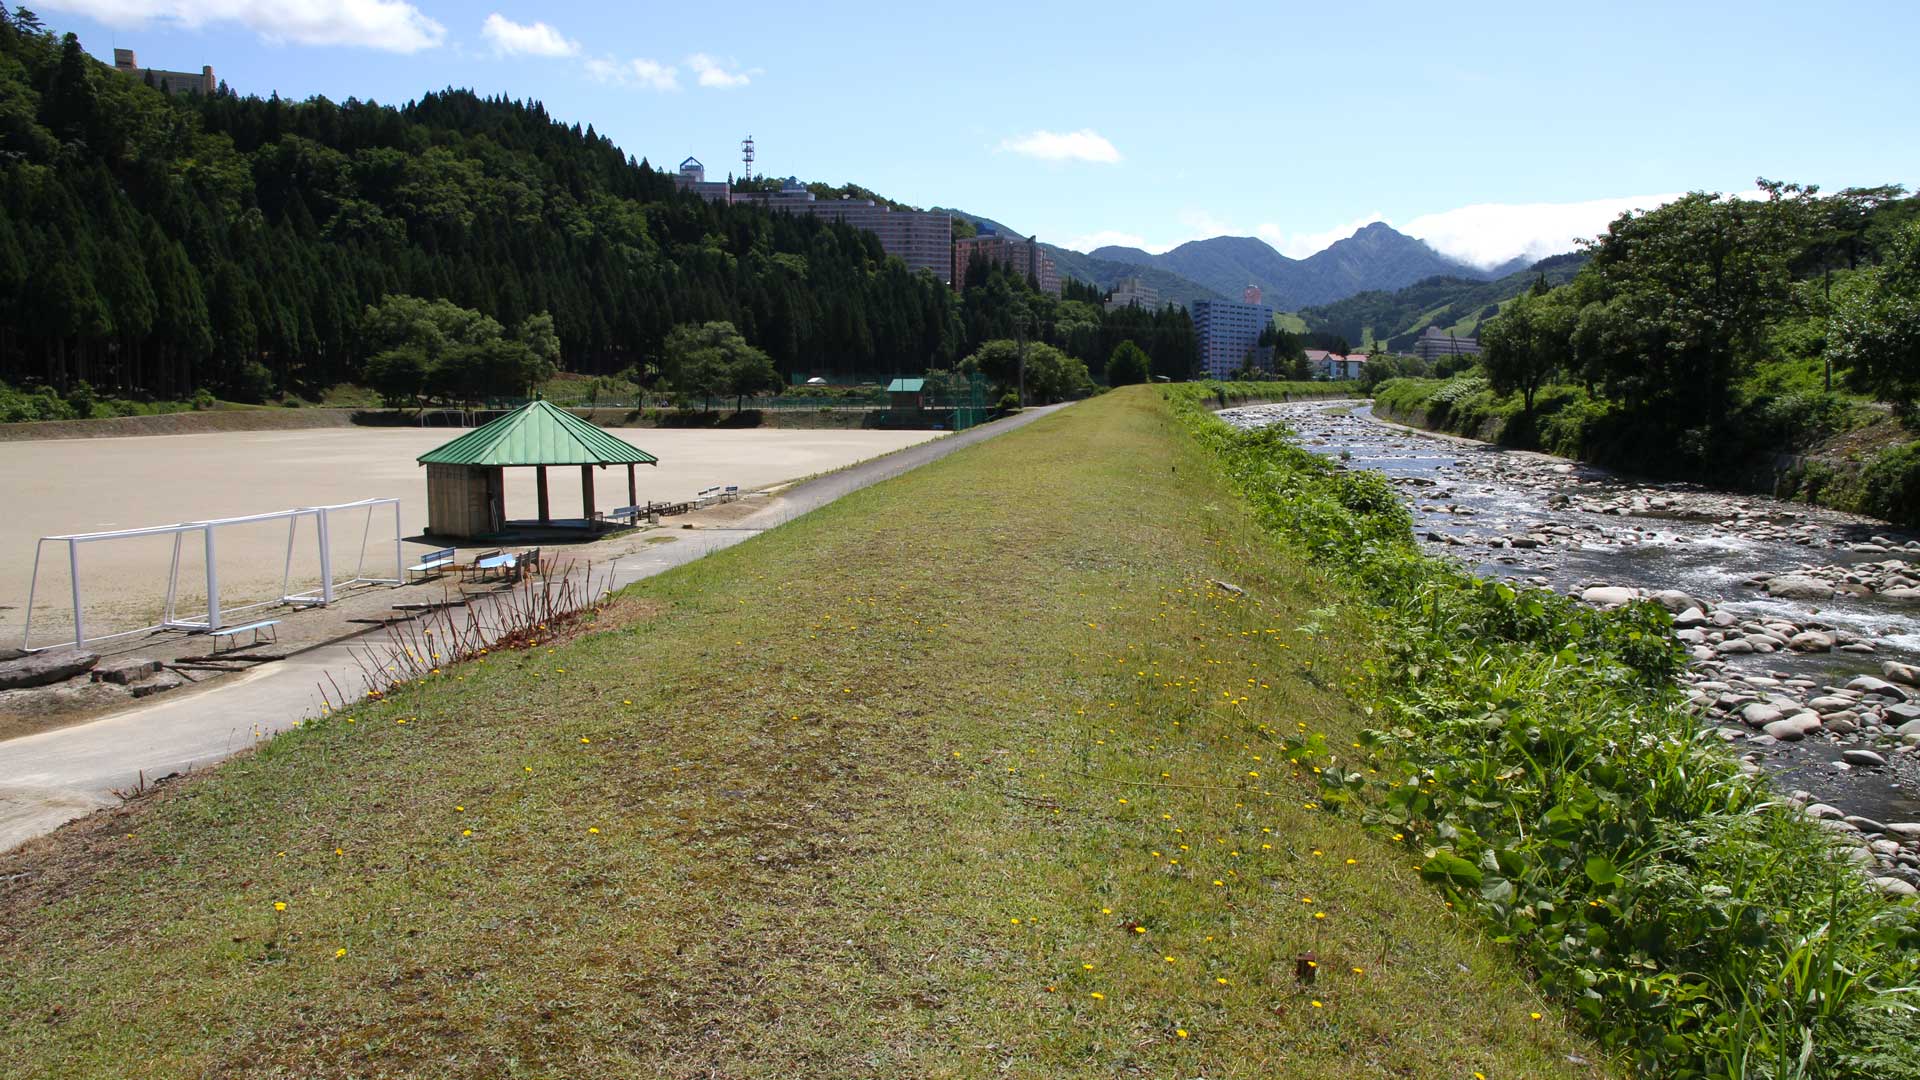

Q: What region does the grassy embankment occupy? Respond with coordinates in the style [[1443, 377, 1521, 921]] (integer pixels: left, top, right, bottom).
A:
[[0, 387, 1601, 1078], [1180, 383, 1920, 1077], [1372, 372, 1920, 525]]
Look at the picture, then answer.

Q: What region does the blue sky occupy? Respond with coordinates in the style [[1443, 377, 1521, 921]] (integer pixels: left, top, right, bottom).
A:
[[39, 0, 1920, 267]]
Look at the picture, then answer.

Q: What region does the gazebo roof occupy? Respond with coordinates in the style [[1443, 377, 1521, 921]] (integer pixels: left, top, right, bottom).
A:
[[417, 401, 659, 467]]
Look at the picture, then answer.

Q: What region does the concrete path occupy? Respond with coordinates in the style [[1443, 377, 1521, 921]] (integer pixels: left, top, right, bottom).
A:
[[0, 406, 1062, 851]]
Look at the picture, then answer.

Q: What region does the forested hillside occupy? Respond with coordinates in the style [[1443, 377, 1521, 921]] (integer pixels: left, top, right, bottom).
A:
[[0, 11, 1196, 404], [1298, 251, 1588, 350]]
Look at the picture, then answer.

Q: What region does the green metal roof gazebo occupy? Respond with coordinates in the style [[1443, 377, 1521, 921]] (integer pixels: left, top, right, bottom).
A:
[[417, 401, 658, 538]]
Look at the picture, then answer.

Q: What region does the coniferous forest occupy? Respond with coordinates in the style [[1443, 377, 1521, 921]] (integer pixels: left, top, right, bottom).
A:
[[0, 9, 1196, 405]]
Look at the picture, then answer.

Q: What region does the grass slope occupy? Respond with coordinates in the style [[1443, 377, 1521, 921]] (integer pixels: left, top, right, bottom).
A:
[[0, 389, 1606, 1078]]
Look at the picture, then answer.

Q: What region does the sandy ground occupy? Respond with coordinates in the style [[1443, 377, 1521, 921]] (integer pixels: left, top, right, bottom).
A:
[[0, 427, 938, 647]]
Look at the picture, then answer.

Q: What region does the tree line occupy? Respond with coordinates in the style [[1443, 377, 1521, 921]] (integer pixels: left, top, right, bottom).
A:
[[1478, 180, 1920, 428], [0, 8, 1197, 406]]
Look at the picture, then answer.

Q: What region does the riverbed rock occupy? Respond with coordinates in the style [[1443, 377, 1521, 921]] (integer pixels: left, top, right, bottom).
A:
[[1764, 714, 1823, 741], [1648, 589, 1699, 613], [1789, 631, 1834, 653], [1740, 703, 1784, 727], [1871, 877, 1920, 897], [1885, 661, 1920, 688], [1849, 675, 1912, 700], [1581, 586, 1638, 608], [1805, 802, 1846, 821], [1765, 575, 1836, 600], [1809, 695, 1857, 713], [1718, 638, 1757, 656], [0, 650, 100, 690], [1843, 749, 1890, 768], [1885, 823, 1920, 840], [1674, 607, 1710, 629]]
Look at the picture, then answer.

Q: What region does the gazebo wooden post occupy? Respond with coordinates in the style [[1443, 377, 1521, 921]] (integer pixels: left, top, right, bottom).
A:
[[627, 463, 637, 509], [536, 466, 550, 524], [581, 465, 595, 523]]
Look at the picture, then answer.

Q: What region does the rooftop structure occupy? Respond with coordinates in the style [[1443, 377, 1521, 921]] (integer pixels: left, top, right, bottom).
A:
[[672, 156, 731, 204], [112, 48, 213, 96], [953, 232, 1060, 296]]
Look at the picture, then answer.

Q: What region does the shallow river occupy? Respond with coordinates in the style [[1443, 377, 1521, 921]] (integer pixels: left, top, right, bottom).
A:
[[1224, 400, 1920, 861]]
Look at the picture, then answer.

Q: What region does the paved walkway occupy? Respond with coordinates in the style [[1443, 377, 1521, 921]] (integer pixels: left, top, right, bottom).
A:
[[0, 407, 1062, 851]]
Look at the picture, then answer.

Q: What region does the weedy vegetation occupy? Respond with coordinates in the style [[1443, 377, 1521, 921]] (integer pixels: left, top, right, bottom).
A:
[[1173, 380, 1920, 1078]]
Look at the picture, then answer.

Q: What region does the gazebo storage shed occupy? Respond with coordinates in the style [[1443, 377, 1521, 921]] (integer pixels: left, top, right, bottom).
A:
[[417, 401, 658, 539]]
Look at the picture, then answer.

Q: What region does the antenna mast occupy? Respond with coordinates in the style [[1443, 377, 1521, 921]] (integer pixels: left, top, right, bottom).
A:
[[741, 135, 755, 182]]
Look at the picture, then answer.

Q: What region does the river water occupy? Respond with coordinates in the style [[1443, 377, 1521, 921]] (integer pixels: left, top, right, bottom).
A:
[[1223, 400, 1920, 844]]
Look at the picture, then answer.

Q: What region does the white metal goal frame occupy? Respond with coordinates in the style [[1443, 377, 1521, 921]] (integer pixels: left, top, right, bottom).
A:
[[22, 497, 404, 652]]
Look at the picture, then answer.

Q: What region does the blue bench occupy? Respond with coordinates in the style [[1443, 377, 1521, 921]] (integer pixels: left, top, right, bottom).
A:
[[211, 619, 279, 651], [407, 546, 456, 581]]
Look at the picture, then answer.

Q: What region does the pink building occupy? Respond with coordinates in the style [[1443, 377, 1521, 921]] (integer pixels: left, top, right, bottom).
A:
[[953, 233, 1060, 296]]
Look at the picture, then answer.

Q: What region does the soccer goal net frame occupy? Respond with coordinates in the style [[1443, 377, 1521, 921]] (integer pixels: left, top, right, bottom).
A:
[[23, 497, 404, 652]]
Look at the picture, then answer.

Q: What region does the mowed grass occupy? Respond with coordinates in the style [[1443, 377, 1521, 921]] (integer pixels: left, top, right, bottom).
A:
[[0, 388, 1611, 1078]]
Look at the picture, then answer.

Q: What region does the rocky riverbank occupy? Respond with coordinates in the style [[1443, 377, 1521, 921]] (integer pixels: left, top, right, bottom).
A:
[[1225, 399, 1920, 892]]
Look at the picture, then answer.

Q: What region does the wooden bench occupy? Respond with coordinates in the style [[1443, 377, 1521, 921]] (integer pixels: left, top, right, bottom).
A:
[[211, 619, 280, 651], [606, 504, 644, 525], [407, 546, 456, 581]]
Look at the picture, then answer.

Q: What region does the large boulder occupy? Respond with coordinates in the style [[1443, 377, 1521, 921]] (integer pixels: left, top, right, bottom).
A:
[[1581, 586, 1638, 608], [1763, 714, 1823, 741], [1789, 631, 1834, 653], [1764, 575, 1836, 600], [1648, 589, 1699, 614], [1885, 661, 1920, 688], [0, 650, 99, 690]]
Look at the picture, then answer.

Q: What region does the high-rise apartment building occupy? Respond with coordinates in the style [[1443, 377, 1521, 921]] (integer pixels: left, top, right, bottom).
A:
[[112, 48, 214, 95], [952, 232, 1060, 296], [1192, 299, 1275, 379], [1106, 277, 1160, 312], [1410, 325, 1482, 362], [729, 178, 953, 283]]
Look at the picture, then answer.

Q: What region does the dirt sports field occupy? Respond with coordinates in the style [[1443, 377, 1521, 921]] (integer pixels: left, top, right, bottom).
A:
[[0, 427, 939, 647]]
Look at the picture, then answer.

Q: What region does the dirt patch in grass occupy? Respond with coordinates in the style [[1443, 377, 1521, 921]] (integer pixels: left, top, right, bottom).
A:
[[0, 389, 1613, 1078]]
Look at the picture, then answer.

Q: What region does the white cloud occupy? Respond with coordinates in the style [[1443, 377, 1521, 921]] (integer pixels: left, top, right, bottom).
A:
[[1401, 193, 1693, 269], [1255, 214, 1388, 259], [40, 0, 445, 52], [481, 13, 578, 58], [688, 53, 751, 88], [1062, 229, 1150, 253], [997, 129, 1122, 164], [587, 55, 680, 91]]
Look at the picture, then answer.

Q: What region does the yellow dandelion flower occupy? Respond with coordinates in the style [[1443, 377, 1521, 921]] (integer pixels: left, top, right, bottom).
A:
[[1176, 1028, 1189, 1038], [1530, 1012, 1542, 1021], [273, 902, 286, 912], [335, 947, 347, 958], [1310, 1000, 1323, 1008], [1010, 918, 1021, 925], [1214, 977, 1228, 985], [587, 826, 600, 834], [1090, 992, 1105, 1000]]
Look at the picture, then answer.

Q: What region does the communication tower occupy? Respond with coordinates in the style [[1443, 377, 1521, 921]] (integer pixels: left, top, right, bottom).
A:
[[741, 136, 755, 182]]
